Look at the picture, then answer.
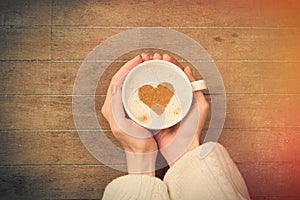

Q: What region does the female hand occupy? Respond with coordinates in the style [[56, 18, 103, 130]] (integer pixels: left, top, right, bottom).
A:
[[153, 53, 210, 166], [101, 55, 158, 176]]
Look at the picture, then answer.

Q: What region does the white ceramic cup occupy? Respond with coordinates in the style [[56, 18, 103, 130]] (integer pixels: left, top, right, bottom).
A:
[[122, 60, 206, 130]]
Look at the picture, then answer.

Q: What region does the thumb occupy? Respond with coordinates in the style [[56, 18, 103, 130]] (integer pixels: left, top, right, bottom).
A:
[[112, 85, 152, 139], [112, 85, 126, 119]]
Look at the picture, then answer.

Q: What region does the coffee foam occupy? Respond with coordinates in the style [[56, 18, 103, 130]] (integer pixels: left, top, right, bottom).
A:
[[128, 84, 182, 129]]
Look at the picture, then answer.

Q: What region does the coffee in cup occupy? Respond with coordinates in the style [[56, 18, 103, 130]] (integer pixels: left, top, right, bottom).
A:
[[122, 60, 206, 129]]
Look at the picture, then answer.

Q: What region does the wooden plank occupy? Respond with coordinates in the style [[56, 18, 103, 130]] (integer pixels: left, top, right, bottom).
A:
[[0, 61, 300, 95], [51, 28, 300, 60], [219, 128, 300, 163], [238, 162, 300, 197], [0, 131, 121, 165], [0, 62, 50, 94], [207, 94, 299, 129], [0, 128, 299, 165], [0, 0, 51, 26], [92, 61, 300, 95], [0, 131, 99, 165], [50, 61, 81, 95], [0, 94, 298, 130], [177, 28, 300, 61], [288, 64, 300, 94], [0, 166, 125, 199], [0, 60, 299, 95], [51, 28, 122, 60], [222, 94, 287, 129], [217, 62, 300, 94], [1, 61, 298, 95], [52, 0, 300, 27], [287, 94, 300, 128], [0, 28, 300, 60], [0, 28, 51, 60], [0, 96, 74, 130]]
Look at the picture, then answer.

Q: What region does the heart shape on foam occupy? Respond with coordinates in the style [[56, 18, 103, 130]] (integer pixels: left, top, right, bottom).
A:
[[138, 82, 174, 115]]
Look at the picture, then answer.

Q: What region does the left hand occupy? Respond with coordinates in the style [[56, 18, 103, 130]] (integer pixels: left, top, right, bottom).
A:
[[101, 55, 158, 176], [153, 53, 210, 166]]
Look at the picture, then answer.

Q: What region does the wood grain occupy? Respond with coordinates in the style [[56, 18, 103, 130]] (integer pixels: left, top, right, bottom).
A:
[[1, 61, 299, 95], [0, 62, 50, 94], [239, 162, 300, 197], [0, 96, 75, 130], [0, 163, 299, 199], [0, 128, 299, 165], [94, 61, 300, 95], [51, 28, 300, 60], [0, 28, 51, 60], [0, 0, 51, 26], [0, 131, 105, 165], [0, 166, 125, 199], [52, 0, 300, 27], [219, 128, 300, 163], [0, 94, 298, 130]]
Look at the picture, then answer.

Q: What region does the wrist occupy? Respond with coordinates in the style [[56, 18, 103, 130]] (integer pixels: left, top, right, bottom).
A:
[[161, 136, 200, 167], [125, 150, 157, 176], [187, 137, 200, 152]]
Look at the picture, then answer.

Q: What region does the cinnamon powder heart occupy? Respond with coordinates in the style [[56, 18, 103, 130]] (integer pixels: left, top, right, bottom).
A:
[[138, 82, 174, 115]]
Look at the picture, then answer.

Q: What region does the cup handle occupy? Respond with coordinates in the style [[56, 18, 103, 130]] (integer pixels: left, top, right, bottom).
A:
[[191, 80, 207, 91]]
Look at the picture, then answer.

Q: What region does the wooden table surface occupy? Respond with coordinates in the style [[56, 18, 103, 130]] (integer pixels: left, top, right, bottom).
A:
[[0, 0, 300, 199]]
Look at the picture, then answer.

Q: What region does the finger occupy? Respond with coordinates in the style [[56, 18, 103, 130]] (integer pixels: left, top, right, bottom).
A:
[[141, 53, 151, 61], [190, 94, 209, 133], [112, 55, 142, 84], [183, 66, 195, 82], [184, 66, 207, 103], [153, 53, 162, 60], [163, 54, 184, 70], [179, 96, 201, 134]]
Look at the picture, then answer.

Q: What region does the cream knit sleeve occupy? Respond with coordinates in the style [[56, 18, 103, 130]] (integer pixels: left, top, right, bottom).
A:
[[163, 142, 251, 200], [102, 174, 169, 200]]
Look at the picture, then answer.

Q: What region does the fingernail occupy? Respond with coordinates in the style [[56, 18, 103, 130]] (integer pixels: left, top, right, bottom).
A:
[[112, 85, 117, 95], [163, 54, 170, 59], [186, 66, 192, 74]]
